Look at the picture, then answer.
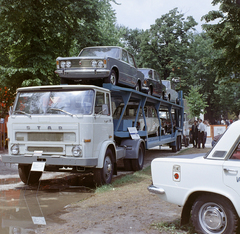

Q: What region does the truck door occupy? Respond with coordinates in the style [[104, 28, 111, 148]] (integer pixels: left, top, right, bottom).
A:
[[93, 92, 113, 156], [223, 142, 240, 196]]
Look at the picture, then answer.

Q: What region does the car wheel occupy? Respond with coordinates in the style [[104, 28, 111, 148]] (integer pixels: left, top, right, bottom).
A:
[[93, 149, 114, 186], [191, 194, 238, 234], [18, 164, 42, 185], [135, 82, 141, 92], [148, 87, 153, 96], [131, 143, 144, 171], [107, 70, 117, 85]]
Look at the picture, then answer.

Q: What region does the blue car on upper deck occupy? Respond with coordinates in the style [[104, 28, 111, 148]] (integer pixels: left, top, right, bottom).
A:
[[55, 46, 144, 91]]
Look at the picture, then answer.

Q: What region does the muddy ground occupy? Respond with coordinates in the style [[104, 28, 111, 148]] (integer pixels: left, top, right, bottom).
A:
[[36, 147, 210, 234]]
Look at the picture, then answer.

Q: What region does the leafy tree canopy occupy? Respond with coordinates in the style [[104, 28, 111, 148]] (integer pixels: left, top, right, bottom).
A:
[[0, 0, 118, 90], [202, 0, 240, 78], [139, 8, 197, 81]]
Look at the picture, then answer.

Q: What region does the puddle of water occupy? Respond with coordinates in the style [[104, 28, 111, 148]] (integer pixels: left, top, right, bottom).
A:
[[0, 174, 95, 234]]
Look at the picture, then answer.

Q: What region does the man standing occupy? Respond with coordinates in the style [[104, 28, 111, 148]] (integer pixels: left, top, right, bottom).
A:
[[191, 120, 198, 148], [198, 119, 205, 148]]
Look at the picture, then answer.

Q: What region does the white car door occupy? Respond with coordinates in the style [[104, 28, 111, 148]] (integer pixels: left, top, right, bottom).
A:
[[223, 144, 240, 196]]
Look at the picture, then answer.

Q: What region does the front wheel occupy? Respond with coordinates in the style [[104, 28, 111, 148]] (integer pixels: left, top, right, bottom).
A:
[[107, 70, 117, 85], [18, 164, 42, 185], [93, 149, 114, 186], [191, 194, 238, 234]]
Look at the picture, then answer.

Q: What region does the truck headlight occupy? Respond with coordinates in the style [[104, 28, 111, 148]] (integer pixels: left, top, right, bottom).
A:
[[11, 144, 19, 155], [72, 146, 82, 157]]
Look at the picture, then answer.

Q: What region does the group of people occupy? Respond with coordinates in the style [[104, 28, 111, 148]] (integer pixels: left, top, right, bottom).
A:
[[190, 119, 209, 149]]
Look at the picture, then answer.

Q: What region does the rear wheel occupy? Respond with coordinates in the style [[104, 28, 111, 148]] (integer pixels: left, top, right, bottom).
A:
[[131, 143, 144, 171], [93, 149, 114, 186], [18, 164, 42, 185], [191, 194, 238, 234]]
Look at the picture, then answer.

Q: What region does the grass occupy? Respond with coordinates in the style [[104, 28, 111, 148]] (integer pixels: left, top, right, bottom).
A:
[[151, 219, 196, 234], [95, 165, 151, 193]]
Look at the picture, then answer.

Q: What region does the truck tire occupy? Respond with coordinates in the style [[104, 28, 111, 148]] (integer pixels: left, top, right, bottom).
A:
[[191, 194, 238, 234], [93, 149, 114, 186], [18, 164, 42, 185], [131, 143, 144, 171], [123, 159, 133, 171]]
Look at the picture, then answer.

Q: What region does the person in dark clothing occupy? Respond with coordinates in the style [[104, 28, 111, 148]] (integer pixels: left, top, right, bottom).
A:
[[191, 120, 198, 148], [198, 119, 205, 149]]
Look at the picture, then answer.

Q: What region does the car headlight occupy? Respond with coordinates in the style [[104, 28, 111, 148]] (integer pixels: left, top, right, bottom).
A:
[[60, 61, 66, 68], [66, 61, 71, 68], [98, 60, 104, 68], [11, 144, 19, 155], [72, 146, 82, 157], [91, 60, 97, 67]]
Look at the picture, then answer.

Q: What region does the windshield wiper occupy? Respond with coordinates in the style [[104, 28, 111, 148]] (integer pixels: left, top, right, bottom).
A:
[[13, 110, 31, 118], [48, 108, 74, 117]]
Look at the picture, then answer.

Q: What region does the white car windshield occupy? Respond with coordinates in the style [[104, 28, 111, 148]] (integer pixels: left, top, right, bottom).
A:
[[79, 47, 120, 58], [14, 90, 94, 115]]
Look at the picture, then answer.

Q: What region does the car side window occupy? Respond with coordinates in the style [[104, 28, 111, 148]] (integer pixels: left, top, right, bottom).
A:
[[230, 142, 240, 160], [154, 71, 160, 82], [128, 53, 135, 67], [122, 50, 129, 63]]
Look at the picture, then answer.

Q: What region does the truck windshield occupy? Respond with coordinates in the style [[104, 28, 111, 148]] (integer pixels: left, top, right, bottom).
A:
[[14, 90, 94, 115]]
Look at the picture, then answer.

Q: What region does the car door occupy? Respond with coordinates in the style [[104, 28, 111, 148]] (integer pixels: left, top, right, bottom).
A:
[[223, 142, 240, 196], [128, 52, 138, 87], [118, 49, 132, 87], [153, 70, 162, 97]]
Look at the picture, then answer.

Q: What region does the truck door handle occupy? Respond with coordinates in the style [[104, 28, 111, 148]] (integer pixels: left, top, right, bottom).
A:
[[223, 168, 238, 174]]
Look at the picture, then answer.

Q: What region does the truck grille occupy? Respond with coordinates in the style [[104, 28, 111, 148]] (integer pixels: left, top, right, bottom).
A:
[[27, 146, 63, 152]]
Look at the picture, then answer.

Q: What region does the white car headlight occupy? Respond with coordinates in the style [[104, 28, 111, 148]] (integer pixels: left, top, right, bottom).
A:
[[66, 61, 71, 68], [98, 60, 104, 68], [11, 144, 19, 155], [72, 146, 82, 157], [91, 60, 97, 67], [60, 61, 66, 68]]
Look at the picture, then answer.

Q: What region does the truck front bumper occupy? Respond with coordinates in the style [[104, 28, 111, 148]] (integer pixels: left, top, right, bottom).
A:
[[1, 154, 98, 167]]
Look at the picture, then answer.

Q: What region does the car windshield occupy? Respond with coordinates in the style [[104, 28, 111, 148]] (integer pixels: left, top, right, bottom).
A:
[[162, 80, 171, 89], [138, 69, 152, 78], [14, 90, 94, 115], [79, 47, 120, 59]]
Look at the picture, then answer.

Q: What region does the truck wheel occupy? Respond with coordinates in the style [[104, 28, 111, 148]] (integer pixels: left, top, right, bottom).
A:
[[18, 164, 42, 185], [131, 143, 144, 171], [191, 194, 238, 234], [107, 70, 117, 85], [123, 159, 133, 171], [93, 149, 114, 186]]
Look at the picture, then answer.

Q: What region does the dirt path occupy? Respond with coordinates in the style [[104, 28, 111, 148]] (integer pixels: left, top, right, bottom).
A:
[[37, 147, 210, 234]]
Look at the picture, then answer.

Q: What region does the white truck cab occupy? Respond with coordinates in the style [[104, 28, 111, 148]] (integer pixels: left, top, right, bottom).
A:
[[4, 85, 118, 185]]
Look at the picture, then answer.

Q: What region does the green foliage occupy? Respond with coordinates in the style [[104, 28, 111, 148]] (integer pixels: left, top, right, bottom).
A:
[[138, 8, 197, 81], [0, 0, 118, 90], [202, 0, 240, 78], [185, 86, 208, 119]]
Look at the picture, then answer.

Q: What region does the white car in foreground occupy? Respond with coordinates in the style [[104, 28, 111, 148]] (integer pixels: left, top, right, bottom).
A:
[[148, 120, 240, 234]]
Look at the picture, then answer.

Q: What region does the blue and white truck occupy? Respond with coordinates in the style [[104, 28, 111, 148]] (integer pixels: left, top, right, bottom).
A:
[[2, 83, 184, 185]]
